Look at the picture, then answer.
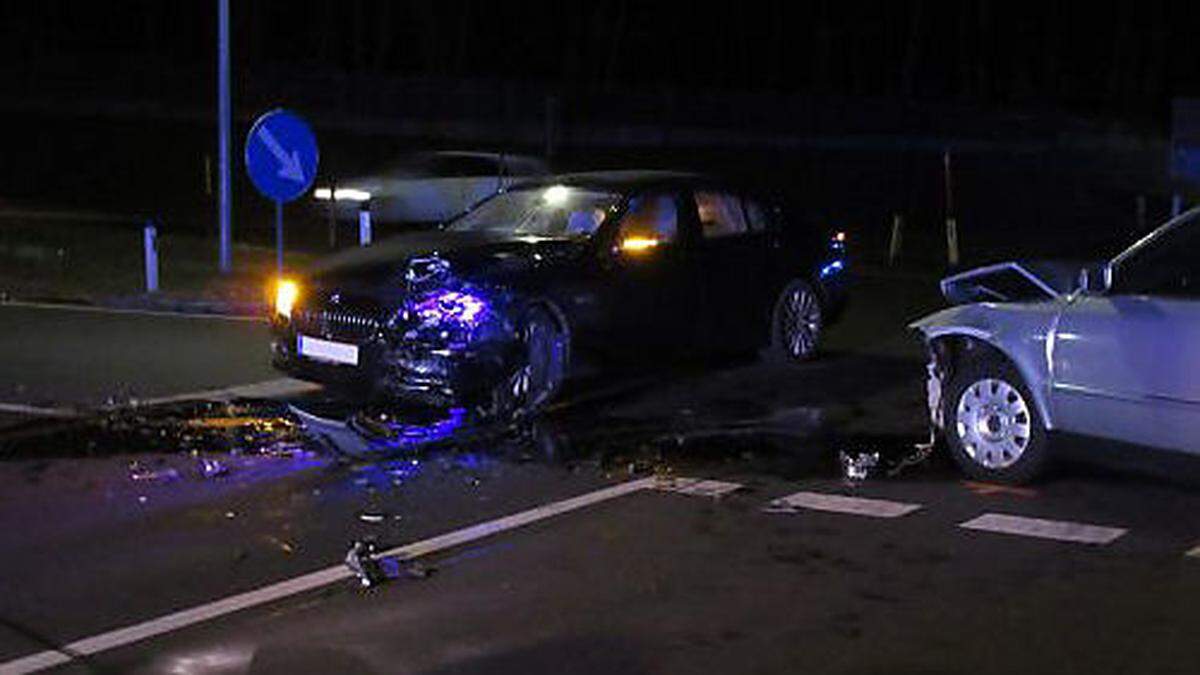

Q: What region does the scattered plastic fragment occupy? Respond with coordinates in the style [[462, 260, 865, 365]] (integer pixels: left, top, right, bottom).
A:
[[839, 450, 880, 482], [265, 535, 295, 554], [885, 433, 936, 478], [198, 457, 229, 479], [839, 433, 937, 483], [344, 540, 435, 588], [403, 560, 435, 579], [128, 461, 180, 483], [345, 540, 387, 587], [358, 512, 386, 524]]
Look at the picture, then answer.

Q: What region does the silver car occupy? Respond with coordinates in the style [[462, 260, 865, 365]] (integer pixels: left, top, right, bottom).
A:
[[912, 206, 1200, 482]]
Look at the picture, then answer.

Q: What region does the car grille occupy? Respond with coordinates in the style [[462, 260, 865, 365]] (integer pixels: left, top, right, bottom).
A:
[[294, 305, 385, 342]]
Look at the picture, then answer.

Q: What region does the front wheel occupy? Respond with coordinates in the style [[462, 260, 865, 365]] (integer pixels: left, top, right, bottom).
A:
[[766, 279, 823, 363], [943, 355, 1049, 483], [490, 305, 568, 420]]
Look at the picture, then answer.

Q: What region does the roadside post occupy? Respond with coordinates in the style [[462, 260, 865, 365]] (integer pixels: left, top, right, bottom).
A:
[[244, 109, 319, 275], [327, 179, 338, 249], [888, 213, 903, 266], [143, 220, 159, 293], [358, 202, 372, 247], [943, 149, 960, 266]]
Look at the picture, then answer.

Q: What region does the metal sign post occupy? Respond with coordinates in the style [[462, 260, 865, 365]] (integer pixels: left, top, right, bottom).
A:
[[275, 201, 284, 273], [244, 109, 319, 275], [217, 0, 232, 274]]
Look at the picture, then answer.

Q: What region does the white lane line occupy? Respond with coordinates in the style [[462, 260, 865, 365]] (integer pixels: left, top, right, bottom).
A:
[[0, 402, 81, 419], [0, 300, 264, 322], [0, 477, 657, 674], [764, 490, 921, 518], [136, 378, 322, 406], [959, 513, 1126, 545], [656, 477, 743, 498]]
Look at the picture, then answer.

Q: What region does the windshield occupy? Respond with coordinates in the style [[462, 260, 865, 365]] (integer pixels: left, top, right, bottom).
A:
[[1110, 206, 1200, 295], [447, 185, 621, 238]]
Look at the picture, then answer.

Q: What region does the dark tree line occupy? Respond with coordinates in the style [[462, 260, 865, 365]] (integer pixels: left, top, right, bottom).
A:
[[4, 1, 1198, 129]]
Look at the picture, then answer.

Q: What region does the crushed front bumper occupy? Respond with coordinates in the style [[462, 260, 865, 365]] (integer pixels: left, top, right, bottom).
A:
[[271, 321, 523, 408]]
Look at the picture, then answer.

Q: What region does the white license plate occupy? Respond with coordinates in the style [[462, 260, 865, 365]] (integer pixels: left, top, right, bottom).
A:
[[298, 335, 360, 366]]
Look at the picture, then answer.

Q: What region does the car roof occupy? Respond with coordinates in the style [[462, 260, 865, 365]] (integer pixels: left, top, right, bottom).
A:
[[511, 169, 711, 192]]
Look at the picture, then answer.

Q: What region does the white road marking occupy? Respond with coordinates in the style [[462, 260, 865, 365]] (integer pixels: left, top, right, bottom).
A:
[[764, 490, 921, 518], [136, 378, 321, 406], [0, 477, 657, 674], [959, 513, 1126, 545], [0, 300, 264, 322], [0, 402, 81, 419], [656, 476, 743, 497]]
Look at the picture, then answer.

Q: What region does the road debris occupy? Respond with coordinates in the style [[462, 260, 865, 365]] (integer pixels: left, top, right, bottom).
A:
[[839, 450, 880, 482], [838, 432, 937, 483], [344, 540, 436, 588], [198, 457, 229, 479], [345, 540, 387, 587], [128, 460, 180, 483]]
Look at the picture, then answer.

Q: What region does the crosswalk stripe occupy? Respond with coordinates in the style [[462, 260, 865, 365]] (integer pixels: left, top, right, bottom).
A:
[[764, 490, 921, 518], [959, 513, 1126, 545], [656, 477, 743, 497]]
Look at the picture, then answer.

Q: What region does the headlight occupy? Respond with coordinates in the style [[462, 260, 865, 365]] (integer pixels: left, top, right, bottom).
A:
[[274, 279, 300, 319]]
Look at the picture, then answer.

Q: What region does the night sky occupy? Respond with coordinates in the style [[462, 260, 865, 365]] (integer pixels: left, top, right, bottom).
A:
[[3, 1, 1199, 130]]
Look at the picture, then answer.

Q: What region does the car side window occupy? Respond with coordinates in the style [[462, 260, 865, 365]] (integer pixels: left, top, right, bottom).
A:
[[617, 193, 678, 244], [1114, 215, 1200, 298], [694, 191, 748, 239], [743, 198, 768, 233]]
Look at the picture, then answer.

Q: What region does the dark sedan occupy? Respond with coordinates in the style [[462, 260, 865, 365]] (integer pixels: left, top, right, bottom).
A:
[[269, 170, 848, 418]]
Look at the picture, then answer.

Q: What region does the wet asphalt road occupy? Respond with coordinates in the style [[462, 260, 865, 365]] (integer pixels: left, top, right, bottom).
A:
[[2, 279, 1200, 674]]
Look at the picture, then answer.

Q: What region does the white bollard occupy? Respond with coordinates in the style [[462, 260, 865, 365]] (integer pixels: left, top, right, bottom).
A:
[[888, 213, 903, 266], [143, 221, 159, 293], [358, 205, 372, 246], [946, 217, 960, 267]]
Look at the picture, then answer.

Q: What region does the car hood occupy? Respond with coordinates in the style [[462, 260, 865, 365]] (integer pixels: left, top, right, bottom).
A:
[[308, 230, 589, 291], [937, 260, 1088, 306]]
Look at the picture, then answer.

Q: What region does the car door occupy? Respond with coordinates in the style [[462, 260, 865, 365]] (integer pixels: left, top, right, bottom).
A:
[[597, 190, 700, 355], [1051, 211, 1200, 453], [687, 189, 772, 351]]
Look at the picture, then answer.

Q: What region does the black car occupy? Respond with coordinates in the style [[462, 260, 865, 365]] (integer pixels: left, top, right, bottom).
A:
[[269, 170, 848, 417]]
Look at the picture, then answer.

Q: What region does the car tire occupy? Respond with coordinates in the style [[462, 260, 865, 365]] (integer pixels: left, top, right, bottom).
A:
[[766, 279, 823, 363], [491, 305, 568, 420], [943, 354, 1049, 484]]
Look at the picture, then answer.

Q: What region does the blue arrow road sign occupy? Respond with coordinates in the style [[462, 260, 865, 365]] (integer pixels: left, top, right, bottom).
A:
[[245, 109, 319, 203]]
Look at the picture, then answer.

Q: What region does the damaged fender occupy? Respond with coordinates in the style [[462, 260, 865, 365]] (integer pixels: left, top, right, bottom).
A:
[[910, 267, 1074, 435]]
